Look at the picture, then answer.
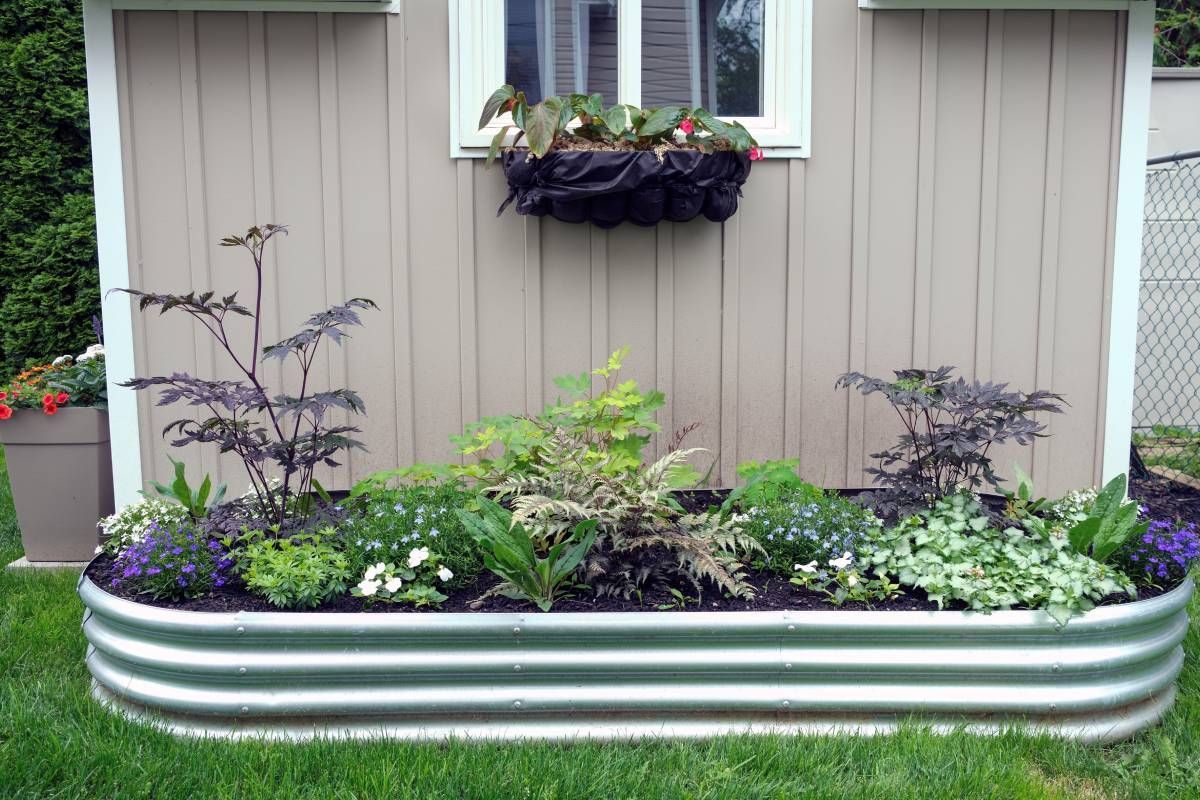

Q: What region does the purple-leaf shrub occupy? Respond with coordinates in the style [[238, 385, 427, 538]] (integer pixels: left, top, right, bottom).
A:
[[1118, 520, 1200, 586], [110, 520, 233, 601], [114, 224, 376, 530]]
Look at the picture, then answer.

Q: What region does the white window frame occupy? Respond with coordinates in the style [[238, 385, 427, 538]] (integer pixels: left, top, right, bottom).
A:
[[449, 0, 812, 158]]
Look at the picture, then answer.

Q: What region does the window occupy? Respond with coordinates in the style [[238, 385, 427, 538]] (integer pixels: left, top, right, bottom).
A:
[[450, 0, 811, 157]]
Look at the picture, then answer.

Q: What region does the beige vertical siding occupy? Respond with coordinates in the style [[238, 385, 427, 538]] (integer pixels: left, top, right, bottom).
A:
[[113, 4, 1125, 497]]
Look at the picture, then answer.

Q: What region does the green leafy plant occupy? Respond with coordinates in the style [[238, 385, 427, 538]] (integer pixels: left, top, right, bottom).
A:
[[488, 426, 760, 599], [479, 85, 761, 162], [349, 546, 456, 608], [144, 457, 227, 520], [234, 530, 352, 609], [719, 459, 814, 515], [455, 347, 694, 485], [864, 492, 1134, 624], [997, 464, 1048, 522], [456, 499, 597, 612], [734, 486, 882, 578], [790, 557, 901, 607], [338, 480, 481, 587], [1065, 474, 1149, 563], [655, 587, 698, 611], [46, 351, 107, 408]]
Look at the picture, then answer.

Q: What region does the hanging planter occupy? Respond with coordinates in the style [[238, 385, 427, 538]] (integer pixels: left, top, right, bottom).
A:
[[481, 85, 762, 228], [499, 149, 751, 228]]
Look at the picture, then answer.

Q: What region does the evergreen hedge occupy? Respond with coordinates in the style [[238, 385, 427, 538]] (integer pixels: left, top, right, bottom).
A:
[[0, 0, 98, 372]]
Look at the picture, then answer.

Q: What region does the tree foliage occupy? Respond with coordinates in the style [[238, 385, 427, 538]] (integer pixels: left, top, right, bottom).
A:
[[0, 0, 99, 371], [1156, 1, 1200, 68]]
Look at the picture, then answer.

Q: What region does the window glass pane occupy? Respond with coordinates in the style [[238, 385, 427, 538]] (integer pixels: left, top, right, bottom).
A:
[[506, 0, 620, 106], [641, 0, 763, 116]]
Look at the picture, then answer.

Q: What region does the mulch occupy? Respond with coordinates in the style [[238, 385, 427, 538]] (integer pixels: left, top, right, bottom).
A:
[[1130, 473, 1200, 527]]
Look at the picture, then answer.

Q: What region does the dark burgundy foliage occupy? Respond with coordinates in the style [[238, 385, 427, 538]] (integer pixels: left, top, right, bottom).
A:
[[114, 224, 376, 529], [837, 367, 1065, 517]]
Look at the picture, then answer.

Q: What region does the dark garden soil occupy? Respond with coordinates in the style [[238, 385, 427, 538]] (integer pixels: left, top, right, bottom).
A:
[[1130, 473, 1200, 526]]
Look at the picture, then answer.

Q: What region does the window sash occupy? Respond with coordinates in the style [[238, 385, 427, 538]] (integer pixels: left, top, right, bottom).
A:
[[450, 0, 810, 156]]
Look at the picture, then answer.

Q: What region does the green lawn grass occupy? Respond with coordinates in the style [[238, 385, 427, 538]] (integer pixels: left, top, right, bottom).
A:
[[1, 454, 1198, 799]]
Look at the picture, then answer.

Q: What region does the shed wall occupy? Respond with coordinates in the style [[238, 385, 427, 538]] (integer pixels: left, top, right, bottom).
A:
[[112, 4, 1125, 496]]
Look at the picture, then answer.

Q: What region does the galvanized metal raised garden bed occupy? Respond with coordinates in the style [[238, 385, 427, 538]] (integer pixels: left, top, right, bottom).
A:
[[79, 574, 1193, 743]]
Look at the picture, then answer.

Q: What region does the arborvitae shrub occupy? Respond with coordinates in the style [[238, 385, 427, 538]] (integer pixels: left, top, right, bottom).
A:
[[0, 0, 98, 371]]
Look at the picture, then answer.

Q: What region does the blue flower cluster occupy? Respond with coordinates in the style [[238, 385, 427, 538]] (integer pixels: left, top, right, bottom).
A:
[[1118, 519, 1200, 585], [339, 482, 481, 586], [737, 490, 882, 577], [111, 519, 232, 600]]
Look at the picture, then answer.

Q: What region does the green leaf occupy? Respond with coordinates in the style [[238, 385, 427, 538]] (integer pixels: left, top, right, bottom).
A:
[[638, 105, 685, 138], [600, 106, 629, 135], [486, 125, 511, 167], [525, 97, 564, 157], [1067, 517, 1101, 556], [478, 84, 516, 129], [1090, 474, 1127, 519]]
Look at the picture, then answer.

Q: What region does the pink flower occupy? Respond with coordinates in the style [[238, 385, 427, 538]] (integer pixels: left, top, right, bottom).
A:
[[678, 118, 694, 135], [748, 147, 764, 161]]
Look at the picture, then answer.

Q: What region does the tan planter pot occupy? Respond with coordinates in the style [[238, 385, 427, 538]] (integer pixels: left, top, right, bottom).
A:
[[0, 407, 114, 562]]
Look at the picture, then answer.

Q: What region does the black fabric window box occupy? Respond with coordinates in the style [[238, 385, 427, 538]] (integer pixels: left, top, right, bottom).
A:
[[499, 150, 752, 228]]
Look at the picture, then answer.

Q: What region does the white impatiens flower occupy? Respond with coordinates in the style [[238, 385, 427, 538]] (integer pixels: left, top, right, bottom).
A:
[[357, 578, 381, 597], [437, 565, 454, 582], [828, 552, 854, 570], [384, 576, 403, 594], [408, 547, 430, 568], [794, 560, 818, 574], [363, 562, 387, 581], [846, 572, 860, 588]]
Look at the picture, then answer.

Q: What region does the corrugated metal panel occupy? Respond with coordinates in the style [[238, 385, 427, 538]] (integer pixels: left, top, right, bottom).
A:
[[113, 5, 1125, 497], [79, 575, 1193, 742]]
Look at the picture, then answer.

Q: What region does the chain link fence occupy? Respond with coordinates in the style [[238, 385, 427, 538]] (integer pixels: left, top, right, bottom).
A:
[[1133, 151, 1200, 481]]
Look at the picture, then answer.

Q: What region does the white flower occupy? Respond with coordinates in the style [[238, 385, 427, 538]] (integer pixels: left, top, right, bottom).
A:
[[52, 355, 73, 367], [846, 572, 860, 587], [357, 578, 381, 597], [437, 565, 454, 582], [94, 545, 104, 555], [408, 547, 430, 568], [794, 560, 818, 574], [363, 562, 387, 581], [384, 576, 403, 593], [828, 552, 854, 570]]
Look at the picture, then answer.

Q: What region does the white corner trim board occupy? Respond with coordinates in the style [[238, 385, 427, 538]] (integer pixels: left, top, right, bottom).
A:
[[1103, 0, 1155, 483], [83, 0, 143, 509], [859, 0, 1147, 9]]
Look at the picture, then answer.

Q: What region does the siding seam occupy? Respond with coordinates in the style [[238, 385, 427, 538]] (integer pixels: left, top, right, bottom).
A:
[[913, 10, 939, 368], [975, 9, 1004, 381]]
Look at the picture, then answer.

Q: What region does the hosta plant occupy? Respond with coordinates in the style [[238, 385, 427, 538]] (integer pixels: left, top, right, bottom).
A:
[[863, 492, 1134, 624], [1064, 474, 1149, 562], [479, 84, 762, 162], [836, 367, 1064, 517], [457, 499, 598, 612], [117, 224, 376, 530]]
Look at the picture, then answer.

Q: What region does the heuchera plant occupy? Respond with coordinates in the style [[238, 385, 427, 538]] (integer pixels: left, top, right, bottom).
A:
[[116, 225, 376, 530], [479, 85, 763, 163], [836, 367, 1064, 515]]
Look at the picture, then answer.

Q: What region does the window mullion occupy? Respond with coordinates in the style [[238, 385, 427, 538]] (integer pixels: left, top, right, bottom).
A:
[[617, 0, 641, 106]]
